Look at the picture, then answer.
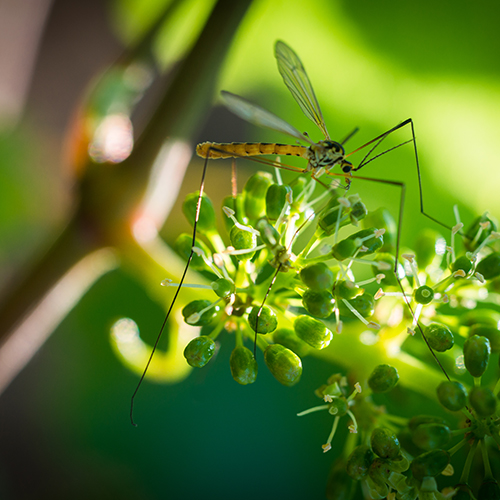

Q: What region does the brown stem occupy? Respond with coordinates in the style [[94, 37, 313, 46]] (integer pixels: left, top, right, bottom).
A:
[[0, 0, 252, 348]]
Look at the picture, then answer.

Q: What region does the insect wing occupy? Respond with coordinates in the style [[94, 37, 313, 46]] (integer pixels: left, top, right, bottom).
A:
[[220, 90, 313, 145], [274, 40, 329, 140]]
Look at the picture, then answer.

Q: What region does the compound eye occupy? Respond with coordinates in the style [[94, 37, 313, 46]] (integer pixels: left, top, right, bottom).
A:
[[342, 163, 352, 173]]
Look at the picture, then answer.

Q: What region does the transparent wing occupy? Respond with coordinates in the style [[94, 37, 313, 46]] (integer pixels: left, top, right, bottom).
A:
[[274, 40, 329, 139], [220, 90, 314, 144]]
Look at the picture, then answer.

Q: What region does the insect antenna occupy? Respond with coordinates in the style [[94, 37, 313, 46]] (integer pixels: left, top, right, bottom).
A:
[[340, 127, 359, 146]]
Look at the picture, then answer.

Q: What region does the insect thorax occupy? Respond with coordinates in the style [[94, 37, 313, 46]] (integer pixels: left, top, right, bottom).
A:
[[306, 140, 352, 174]]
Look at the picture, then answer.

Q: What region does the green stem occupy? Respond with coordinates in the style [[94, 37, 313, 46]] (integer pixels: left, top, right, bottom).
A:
[[451, 428, 470, 438], [448, 438, 467, 456], [297, 404, 329, 417], [208, 320, 226, 341], [234, 326, 243, 348], [458, 439, 478, 485], [480, 439, 493, 479]]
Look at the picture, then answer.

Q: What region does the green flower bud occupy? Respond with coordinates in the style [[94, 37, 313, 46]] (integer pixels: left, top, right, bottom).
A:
[[370, 427, 401, 459], [469, 386, 497, 417], [272, 328, 310, 357], [317, 380, 342, 400], [328, 397, 348, 416], [331, 238, 357, 261], [299, 262, 334, 291], [174, 234, 211, 271], [451, 255, 473, 274], [264, 344, 302, 386], [414, 228, 445, 269], [256, 219, 281, 251], [182, 300, 220, 326], [368, 364, 399, 393], [326, 459, 355, 500], [477, 479, 500, 500], [230, 346, 258, 385], [211, 278, 235, 299], [229, 225, 256, 261], [408, 415, 448, 433], [410, 449, 450, 481], [386, 453, 410, 473], [362, 208, 396, 253], [414, 285, 435, 305], [411, 423, 451, 450], [367, 458, 390, 498], [317, 194, 367, 235], [347, 227, 384, 255], [294, 315, 333, 350], [348, 195, 368, 226], [461, 309, 500, 328], [424, 323, 454, 352], [301, 289, 335, 318], [247, 306, 278, 334], [182, 192, 216, 233], [469, 324, 500, 353], [464, 335, 491, 378], [436, 381, 467, 411], [318, 205, 348, 236], [465, 214, 497, 252], [476, 252, 500, 280], [183, 336, 216, 367], [221, 194, 236, 213], [338, 293, 375, 319], [290, 176, 309, 208], [334, 280, 362, 300], [346, 444, 374, 480], [243, 171, 273, 220], [265, 183, 291, 220], [222, 194, 246, 231]]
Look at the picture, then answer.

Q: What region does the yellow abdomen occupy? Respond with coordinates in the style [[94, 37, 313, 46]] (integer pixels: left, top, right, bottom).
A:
[[196, 142, 308, 159]]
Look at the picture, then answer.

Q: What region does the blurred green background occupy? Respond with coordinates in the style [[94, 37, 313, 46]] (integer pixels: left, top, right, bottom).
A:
[[1, 0, 499, 498]]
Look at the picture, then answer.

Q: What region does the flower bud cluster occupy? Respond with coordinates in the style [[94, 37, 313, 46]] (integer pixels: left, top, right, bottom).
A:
[[171, 171, 500, 496]]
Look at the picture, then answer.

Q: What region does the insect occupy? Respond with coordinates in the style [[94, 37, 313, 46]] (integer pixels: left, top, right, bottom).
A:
[[196, 41, 423, 261], [198, 41, 412, 188], [130, 40, 450, 425]]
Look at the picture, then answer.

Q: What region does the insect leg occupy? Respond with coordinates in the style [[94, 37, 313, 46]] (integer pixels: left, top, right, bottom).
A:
[[326, 168, 451, 380], [130, 147, 214, 426], [252, 266, 281, 357], [350, 119, 453, 233], [251, 202, 320, 356]]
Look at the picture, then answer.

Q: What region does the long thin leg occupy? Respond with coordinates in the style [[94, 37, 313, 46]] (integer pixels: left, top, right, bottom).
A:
[[253, 265, 281, 357], [130, 149, 212, 426], [251, 205, 321, 356], [350, 118, 452, 233], [330, 169, 451, 381]]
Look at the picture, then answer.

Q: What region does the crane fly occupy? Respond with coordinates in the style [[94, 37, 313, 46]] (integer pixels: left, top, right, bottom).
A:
[[130, 40, 450, 425], [197, 41, 412, 188]]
